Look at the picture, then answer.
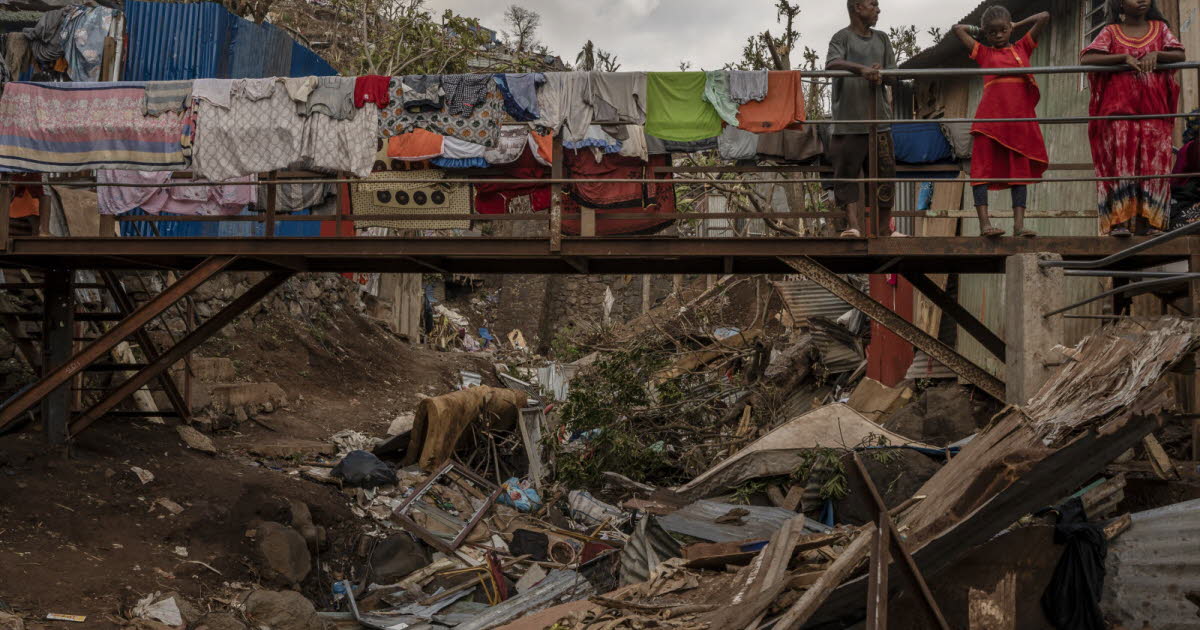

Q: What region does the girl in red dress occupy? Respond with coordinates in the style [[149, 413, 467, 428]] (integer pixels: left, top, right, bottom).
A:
[[1081, 0, 1185, 236], [953, 7, 1050, 238]]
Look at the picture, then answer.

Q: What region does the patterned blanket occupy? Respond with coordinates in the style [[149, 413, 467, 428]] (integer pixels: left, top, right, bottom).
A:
[[0, 82, 187, 172]]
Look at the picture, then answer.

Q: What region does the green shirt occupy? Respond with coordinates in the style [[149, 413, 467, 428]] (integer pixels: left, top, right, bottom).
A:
[[645, 72, 724, 142]]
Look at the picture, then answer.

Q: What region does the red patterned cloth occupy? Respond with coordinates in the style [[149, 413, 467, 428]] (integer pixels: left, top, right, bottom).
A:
[[354, 75, 391, 108], [1083, 21, 1184, 233]]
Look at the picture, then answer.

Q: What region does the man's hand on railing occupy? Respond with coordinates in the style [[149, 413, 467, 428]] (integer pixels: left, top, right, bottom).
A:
[[859, 63, 883, 85]]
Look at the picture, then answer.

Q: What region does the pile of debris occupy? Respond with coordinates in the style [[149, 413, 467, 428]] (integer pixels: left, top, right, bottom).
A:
[[272, 314, 1200, 630]]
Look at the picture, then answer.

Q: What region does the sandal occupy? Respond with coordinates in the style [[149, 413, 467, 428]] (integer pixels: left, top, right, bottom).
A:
[[840, 228, 862, 238], [1144, 229, 1164, 236], [1110, 227, 1132, 237], [1015, 229, 1038, 238], [981, 227, 1005, 238], [889, 231, 909, 238]]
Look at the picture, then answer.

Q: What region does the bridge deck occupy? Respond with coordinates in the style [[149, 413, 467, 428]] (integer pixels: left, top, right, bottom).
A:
[[1, 235, 1190, 274]]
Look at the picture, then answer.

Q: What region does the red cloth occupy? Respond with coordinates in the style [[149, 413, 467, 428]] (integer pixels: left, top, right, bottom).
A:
[[1083, 21, 1184, 232], [561, 152, 675, 235], [354, 75, 391, 108], [474, 146, 551, 214], [968, 34, 1048, 189]]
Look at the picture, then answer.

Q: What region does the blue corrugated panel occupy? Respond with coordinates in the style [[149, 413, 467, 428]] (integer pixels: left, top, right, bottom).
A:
[[262, 24, 293, 78], [123, 0, 235, 81], [229, 18, 265, 78], [289, 41, 337, 77]]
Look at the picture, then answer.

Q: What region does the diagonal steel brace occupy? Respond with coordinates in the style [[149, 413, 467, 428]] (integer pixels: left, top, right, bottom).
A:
[[0, 256, 235, 432]]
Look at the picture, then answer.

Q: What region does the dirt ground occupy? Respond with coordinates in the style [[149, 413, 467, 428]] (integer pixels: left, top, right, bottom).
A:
[[0, 305, 497, 628]]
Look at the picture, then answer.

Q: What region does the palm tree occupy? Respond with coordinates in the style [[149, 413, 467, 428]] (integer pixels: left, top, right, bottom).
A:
[[576, 40, 596, 70]]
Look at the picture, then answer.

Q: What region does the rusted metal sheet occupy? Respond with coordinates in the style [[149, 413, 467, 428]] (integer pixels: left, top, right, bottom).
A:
[[905, 350, 956, 381], [1103, 498, 1200, 630], [774, 279, 852, 325]]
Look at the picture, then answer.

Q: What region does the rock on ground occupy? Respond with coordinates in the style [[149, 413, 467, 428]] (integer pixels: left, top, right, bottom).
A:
[[242, 590, 326, 630], [177, 425, 218, 455], [253, 521, 311, 585], [0, 612, 24, 630], [368, 534, 431, 583], [192, 612, 248, 630]]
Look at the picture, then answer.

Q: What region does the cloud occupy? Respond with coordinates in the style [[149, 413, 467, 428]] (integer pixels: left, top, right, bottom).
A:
[[426, 0, 972, 70]]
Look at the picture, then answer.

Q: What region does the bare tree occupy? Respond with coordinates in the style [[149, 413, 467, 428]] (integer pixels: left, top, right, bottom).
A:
[[576, 40, 621, 71], [503, 5, 542, 53], [326, 0, 490, 76]]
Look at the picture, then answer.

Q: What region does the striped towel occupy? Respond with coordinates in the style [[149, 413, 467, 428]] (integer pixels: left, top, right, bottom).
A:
[[0, 82, 187, 172], [144, 81, 193, 116]]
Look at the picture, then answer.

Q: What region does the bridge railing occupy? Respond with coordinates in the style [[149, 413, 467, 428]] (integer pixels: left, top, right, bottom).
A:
[[2, 61, 1200, 246]]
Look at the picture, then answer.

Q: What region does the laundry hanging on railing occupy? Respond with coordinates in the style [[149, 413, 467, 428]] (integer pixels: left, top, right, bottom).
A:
[[0, 68, 827, 175], [96, 170, 256, 215], [0, 82, 188, 172]]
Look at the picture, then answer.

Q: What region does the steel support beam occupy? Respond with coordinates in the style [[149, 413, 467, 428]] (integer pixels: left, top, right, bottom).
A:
[[850, 453, 950, 630], [41, 270, 72, 445], [780, 256, 1005, 400], [901, 272, 1006, 362], [70, 271, 292, 437], [99, 270, 191, 425], [0, 256, 234, 431]]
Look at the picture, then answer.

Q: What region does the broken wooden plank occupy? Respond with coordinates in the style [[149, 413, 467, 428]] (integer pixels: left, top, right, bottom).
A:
[[1142, 434, 1180, 480], [772, 528, 872, 630], [807, 318, 1200, 627]]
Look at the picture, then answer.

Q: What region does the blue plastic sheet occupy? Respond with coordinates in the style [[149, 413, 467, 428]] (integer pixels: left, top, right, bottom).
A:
[[497, 478, 542, 512]]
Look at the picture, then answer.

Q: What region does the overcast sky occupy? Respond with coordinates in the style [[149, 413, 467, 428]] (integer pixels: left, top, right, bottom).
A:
[[426, 0, 975, 70]]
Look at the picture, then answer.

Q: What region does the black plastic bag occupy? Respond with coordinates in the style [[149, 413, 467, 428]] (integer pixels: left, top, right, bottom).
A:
[[1040, 497, 1107, 630], [331, 450, 398, 488]]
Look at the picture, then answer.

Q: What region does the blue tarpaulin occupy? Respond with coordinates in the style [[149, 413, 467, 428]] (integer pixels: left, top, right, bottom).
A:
[[892, 122, 954, 165]]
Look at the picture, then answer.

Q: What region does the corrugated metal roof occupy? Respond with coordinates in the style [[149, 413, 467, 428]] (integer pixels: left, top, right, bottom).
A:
[[657, 500, 830, 543], [901, 0, 1051, 69], [1103, 498, 1200, 630], [289, 41, 336, 77], [809, 318, 864, 373], [124, 0, 235, 81], [905, 350, 956, 381], [775, 279, 852, 325], [123, 0, 334, 81]]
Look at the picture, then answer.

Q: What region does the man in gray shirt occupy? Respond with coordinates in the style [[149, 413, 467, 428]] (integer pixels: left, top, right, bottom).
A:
[[826, 0, 900, 237]]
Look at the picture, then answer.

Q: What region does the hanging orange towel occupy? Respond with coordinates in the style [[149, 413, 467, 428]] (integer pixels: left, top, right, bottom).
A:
[[9, 189, 40, 218], [737, 71, 806, 133], [529, 130, 555, 165], [386, 129, 445, 161]]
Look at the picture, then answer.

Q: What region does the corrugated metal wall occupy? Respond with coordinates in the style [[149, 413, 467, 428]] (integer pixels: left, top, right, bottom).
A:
[[123, 0, 334, 81], [951, 0, 1112, 375]]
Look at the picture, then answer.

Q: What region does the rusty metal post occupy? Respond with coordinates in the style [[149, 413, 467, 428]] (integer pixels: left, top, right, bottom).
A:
[[868, 82, 880, 238], [41, 269, 73, 445], [0, 184, 10, 250], [37, 189, 50, 237], [184, 297, 194, 415], [1191, 254, 1200, 460], [550, 135, 564, 252], [265, 171, 277, 237]]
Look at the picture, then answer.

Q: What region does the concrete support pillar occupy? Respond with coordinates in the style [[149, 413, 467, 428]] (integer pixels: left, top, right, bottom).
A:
[[1005, 253, 1064, 406], [41, 269, 73, 445]]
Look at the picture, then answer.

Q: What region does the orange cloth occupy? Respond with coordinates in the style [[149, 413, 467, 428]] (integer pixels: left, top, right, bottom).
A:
[[9, 190, 39, 218], [737, 71, 806, 133], [529, 131, 554, 165], [386, 129, 444, 160]]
